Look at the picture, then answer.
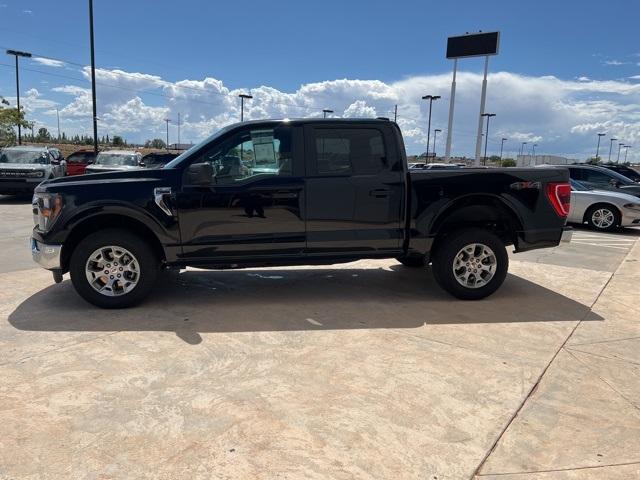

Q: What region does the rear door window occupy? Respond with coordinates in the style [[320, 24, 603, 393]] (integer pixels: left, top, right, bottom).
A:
[[314, 128, 386, 175]]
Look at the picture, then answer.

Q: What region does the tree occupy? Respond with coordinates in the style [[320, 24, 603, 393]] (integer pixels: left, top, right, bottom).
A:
[[586, 156, 600, 165], [37, 127, 51, 142], [501, 158, 516, 167], [0, 97, 33, 146], [112, 135, 124, 146], [144, 138, 166, 149]]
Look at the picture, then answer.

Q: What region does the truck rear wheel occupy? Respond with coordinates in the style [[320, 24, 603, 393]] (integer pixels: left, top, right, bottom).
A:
[[69, 229, 159, 308], [431, 228, 508, 300]]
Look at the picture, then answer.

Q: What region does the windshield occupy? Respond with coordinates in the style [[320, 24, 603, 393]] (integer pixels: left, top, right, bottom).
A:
[[570, 179, 591, 191], [601, 167, 635, 184], [164, 124, 234, 169], [95, 153, 138, 166], [0, 149, 48, 165]]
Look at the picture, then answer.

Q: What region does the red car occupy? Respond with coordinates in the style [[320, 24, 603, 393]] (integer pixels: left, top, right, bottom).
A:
[[65, 149, 97, 176]]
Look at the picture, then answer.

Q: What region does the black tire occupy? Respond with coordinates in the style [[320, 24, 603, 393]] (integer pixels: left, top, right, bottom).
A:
[[585, 204, 620, 232], [396, 255, 426, 268], [431, 228, 508, 300], [69, 229, 159, 308]]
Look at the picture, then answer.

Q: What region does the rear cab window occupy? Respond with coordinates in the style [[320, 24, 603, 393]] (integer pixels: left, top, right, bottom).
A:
[[313, 128, 387, 175]]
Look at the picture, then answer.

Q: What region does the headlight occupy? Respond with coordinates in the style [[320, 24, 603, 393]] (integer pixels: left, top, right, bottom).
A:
[[623, 203, 640, 212], [32, 192, 64, 231]]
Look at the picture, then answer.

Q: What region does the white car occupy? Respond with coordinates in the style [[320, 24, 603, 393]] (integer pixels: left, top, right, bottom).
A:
[[568, 179, 640, 231]]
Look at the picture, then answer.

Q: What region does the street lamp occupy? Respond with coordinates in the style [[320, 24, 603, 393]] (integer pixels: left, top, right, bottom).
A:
[[500, 137, 507, 160], [164, 118, 171, 148], [520, 141, 528, 158], [433, 129, 441, 158], [623, 145, 631, 163], [5, 49, 32, 145], [481, 113, 496, 166], [322, 109, 333, 119], [422, 95, 441, 163], [617, 143, 625, 163], [88, 0, 99, 155], [239, 93, 253, 122], [608, 138, 617, 162], [531, 143, 538, 165], [595, 133, 606, 161]]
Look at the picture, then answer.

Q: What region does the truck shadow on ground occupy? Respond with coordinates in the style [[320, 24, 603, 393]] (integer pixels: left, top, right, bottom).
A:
[[0, 194, 32, 205], [9, 264, 602, 344]]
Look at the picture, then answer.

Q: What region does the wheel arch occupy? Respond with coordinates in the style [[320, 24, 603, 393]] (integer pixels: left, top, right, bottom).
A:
[[582, 202, 621, 225]]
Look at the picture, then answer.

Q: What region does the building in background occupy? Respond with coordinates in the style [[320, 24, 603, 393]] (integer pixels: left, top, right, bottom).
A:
[[517, 154, 571, 167]]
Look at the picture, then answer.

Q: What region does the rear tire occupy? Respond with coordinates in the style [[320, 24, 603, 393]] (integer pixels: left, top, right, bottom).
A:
[[69, 229, 159, 308], [431, 228, 508, 300], [585, 204, 620, 232], [396, 255, 426, 268]]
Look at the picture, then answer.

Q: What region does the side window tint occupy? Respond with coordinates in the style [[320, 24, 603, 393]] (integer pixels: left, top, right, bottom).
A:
[[583, 170, 610, 184], [196, 126, 292, 184], [315, 128, 386, 175]]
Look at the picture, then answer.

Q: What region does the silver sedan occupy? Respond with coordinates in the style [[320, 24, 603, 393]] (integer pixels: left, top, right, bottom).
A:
[[568, 179, 640, 231]]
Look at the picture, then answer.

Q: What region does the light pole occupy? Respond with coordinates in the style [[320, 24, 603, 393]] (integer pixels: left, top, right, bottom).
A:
[[322, 109, 333, 119], [177, 112, 181, 147], [433, 129, 441, 159], [595, 132, 606, 161], [422, 95, 440, 163], [520, 141, 527, 158], [394, 105, 398, 122], [608, 137, 617, 162], [164, 118, 171, 149], [88, 0, 99, 155], [6, 49, 32, 145], [500, 137, 507, 160], [623, 145, 631, 163], [617, 143, 625, 163], [531, 143, 538, 165], [239, 93, 252, 122], [481, 113, 496, 166], [56, 107, 61, 141]]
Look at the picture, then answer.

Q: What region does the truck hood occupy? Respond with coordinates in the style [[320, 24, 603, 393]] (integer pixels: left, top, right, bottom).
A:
[[85, 164, 142, 173], [37, 167, 176, 192]]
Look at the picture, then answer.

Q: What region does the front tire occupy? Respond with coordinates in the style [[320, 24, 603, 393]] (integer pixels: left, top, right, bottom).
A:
[[431, 228, 508, 300], [69, 229, 159, 308], [585, 204, 620, 231]]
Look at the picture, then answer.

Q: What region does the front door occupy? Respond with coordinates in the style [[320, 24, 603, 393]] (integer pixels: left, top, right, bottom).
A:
[[176, 124, 306, 261], [304, 124, 405, 256]]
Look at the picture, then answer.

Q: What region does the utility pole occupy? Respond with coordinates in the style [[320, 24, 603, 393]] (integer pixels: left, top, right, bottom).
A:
[[56, 108, 61, 140], [623, 145, 631, 163], [500, 137, 507, 160], [595, 132, 606, 161], [239, 93, 253, 122], [322, 109, 333, 119], [177, 112, 181, 147], [608, 138, 617, 162], [88, 0, 99, 155], [531, 143, 538, 166], [520, 141, 527, 158], [6, 49, 32, 145], [164, 118, 171, 149], [422, 95, 440, 163], [481, 113, 496, 166], [433, 129, 441, 159], [393, 104, 398, 122]]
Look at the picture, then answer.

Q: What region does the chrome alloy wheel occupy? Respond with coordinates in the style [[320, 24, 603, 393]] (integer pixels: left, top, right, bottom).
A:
[[591, 208, 615, 229], [85, 245, 140, 296], [452, 243, 497, 289]]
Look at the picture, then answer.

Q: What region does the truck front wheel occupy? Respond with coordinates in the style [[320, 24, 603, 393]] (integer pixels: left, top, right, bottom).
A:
[[431, 228, 508, 300], [69, 229, 159, 308]]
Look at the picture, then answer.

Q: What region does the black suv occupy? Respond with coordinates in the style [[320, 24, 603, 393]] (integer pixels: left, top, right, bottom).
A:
[[600, 164, 640, 183], [567, 164, 640, 197]]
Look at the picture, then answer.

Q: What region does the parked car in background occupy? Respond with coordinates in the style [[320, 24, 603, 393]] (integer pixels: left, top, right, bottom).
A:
[[567, 179, 640, 231], [0, 145, 66, 195], [567, 164, 640, 197], [65, 149, 97, 176], [85, 150, 143, 174], [600, 164, 640, 183], [141, 151, 181, 169]]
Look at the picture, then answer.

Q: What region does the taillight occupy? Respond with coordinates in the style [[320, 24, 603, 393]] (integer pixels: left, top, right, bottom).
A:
[[546, 182, 571, 217]]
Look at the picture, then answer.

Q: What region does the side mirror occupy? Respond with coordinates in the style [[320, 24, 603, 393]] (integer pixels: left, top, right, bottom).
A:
[[139, 162, 146, 168], [609, 178, 620, 187], [186, 162, 213, 185]]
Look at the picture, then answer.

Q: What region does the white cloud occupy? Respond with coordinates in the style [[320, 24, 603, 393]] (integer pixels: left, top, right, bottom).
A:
[[22, 67, 640, 161], [32, 57, 66, 68], [22, 9, 32, 14], [603, 60, 630, 66]]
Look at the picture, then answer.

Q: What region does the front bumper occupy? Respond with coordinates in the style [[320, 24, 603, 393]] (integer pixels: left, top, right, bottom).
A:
[[31, 237, 62, 270], [0, 179, 39, 193], [560, 226, 572, 243]]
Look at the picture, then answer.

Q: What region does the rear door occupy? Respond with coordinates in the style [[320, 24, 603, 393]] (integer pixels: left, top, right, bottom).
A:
[[176, 123, 306, 261], [304, 124, 405, 256]]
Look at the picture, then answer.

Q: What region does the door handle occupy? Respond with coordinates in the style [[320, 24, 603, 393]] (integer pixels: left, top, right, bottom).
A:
[[369, 188, 390, 198]]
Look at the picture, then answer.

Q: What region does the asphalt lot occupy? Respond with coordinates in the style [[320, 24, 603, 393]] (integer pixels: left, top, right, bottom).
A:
[[1, 194, 639, 479]]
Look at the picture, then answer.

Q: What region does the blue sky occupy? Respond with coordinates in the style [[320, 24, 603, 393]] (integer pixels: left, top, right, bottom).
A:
[[1, 0, 639, 160]]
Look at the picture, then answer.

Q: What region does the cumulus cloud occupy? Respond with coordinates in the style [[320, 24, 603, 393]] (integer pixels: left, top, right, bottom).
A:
[[32, 57, 66, 68], [24, 66, 640, 161]]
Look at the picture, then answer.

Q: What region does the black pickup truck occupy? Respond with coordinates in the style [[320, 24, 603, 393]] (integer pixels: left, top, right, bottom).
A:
[[31, 119, 571, 308]]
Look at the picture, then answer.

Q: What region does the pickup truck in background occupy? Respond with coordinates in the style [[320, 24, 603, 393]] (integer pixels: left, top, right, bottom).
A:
[[0, 145, 66, 195], [31, 118, 571, 308]]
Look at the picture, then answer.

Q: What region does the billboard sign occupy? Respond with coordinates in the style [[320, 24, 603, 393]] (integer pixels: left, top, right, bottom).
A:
[[446, 32, 500, 59]]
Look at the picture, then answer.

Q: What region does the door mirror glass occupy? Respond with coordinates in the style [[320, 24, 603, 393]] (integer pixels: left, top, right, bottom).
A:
[[186, 162, 213, 185]]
